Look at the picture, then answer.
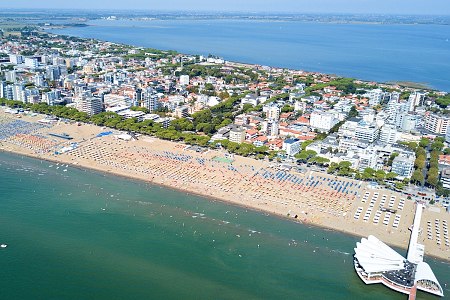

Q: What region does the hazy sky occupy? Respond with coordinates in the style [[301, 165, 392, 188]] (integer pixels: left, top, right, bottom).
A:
[[1, 0, 449, 15]]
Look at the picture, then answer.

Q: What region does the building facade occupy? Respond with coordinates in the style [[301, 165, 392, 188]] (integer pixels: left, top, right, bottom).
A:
[[229, 127, 246, 144], [391, 155, 415, 178], [310, 111, 339, 132], [424, 113, 450, 135], [282, 138, 301, 156], [77, 97, 103, 116]]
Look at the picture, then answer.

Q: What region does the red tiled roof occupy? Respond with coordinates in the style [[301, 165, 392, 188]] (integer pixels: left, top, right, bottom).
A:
[[297, 116, 310, 124], [439, 155, 450, 165]]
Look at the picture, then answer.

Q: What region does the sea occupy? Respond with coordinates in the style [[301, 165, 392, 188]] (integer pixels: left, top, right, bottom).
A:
[[49, 18, 450, 91], [1, 151, 449, 299]]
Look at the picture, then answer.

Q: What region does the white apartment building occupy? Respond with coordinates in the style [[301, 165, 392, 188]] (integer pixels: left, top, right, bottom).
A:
[[142, 90, 160, 112], [357, 150, 378, 171], [365, 89, 385, 106], [355, 122, 380, 143], [179, 75, 190, 85], [294, 100, 307, 112], [9, 54, 24, 65], [229, 127, 246, 144], [263, 119, 279, 137], [12, 84, 25, 102], [338, 118, 359, 140], [441, 169, 450, 189], [5, 71, 17, 83], [282, 138, 301, 156], [0, 82, 13, 100], [391, 155, 415, 179], [241, 94, 267, 106], [103, 94, 132, 108], [76, 97, 103, 116], [380, 124, 399, 144], [361, 109, 375, 123], [310, 111, 339, 132], [43, 90, 61, 106], [24, 57, 38, 69], [424, 113, 450, 135], [408, 92, 426, 111], [34, 74, 46, 87], [205, 96, 221, 107], [265, 104, 281, 121]]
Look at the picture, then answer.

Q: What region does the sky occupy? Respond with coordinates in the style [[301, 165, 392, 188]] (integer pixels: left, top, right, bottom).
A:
[[0, 0, 449, 15]]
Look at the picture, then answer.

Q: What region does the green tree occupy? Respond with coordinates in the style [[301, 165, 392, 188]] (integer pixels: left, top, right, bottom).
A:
[[431, 141, 444, 152], [419, 138, 430, 148], [375, 170, 386, 182], [387, 152, 399, 167], [411, 170, 425, 186], [386, 172, 398, 180], [426, 168, 439, 187]]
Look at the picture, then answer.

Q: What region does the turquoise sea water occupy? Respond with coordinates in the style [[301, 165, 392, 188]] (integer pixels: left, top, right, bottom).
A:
[[50, 19, 450, 91], [1, 151, 449, 299]]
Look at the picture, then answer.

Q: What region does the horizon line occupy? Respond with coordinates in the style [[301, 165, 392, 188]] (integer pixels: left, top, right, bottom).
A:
[[0, 8, 449, 17]]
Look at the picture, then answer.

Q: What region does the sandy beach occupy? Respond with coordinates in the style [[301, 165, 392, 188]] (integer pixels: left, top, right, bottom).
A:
[[1, 110, 449, 261]]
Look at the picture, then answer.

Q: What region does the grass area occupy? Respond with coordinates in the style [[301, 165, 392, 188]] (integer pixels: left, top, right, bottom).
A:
[[212, 156, 234, 164], [388, 81, 431, 89]]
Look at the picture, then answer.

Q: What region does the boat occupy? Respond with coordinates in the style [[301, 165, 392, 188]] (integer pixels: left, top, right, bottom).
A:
[[1, 244, 7, 248]]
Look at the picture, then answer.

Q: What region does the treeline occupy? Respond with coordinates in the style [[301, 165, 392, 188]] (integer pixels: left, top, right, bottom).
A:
[[305, 77, 373, 95], [0, 98, 275, 159], [403, 137, 445, 188], [177, 65, 260, 84]]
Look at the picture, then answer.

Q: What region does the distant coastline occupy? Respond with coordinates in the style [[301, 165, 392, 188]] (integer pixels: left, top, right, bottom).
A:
[[46, 17, 450, 91]]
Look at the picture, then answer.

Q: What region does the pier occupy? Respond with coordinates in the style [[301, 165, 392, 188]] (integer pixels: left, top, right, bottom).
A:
[[353, 203, 444, 298]]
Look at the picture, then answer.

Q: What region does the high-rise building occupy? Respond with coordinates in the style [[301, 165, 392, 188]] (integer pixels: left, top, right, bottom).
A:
[[9, 54, 24, 65], [229, 127, 246, 144], [43, 90, 61, 106], [34, 74, 46, 87], [76, 97, 103, 116], [424, 113, 450, 135], [0, 81, 7, 98], [310, 111, 339, 132], [12, 84, 25, 102], [355, 121, 380, 143], [5, 70, 17, 83], [266, 104, 281, 121], [441, 169, 450, 189], [103, 94, 132, 108], [380, 124, 398, 144], [391, 155, 415, 178], [407, 92, 426, 111], [263, 119, 279, 137], [0, 82, 13, 100], [46, 66, 61, 81], [446, 127, 450, 144], [365, 89, 386, 106], [142, 88, 159, 112], [24, 57, 38, 69]]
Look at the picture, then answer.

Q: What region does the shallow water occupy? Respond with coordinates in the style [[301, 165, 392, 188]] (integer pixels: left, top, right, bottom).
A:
[[0, 151, 449, 299]]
